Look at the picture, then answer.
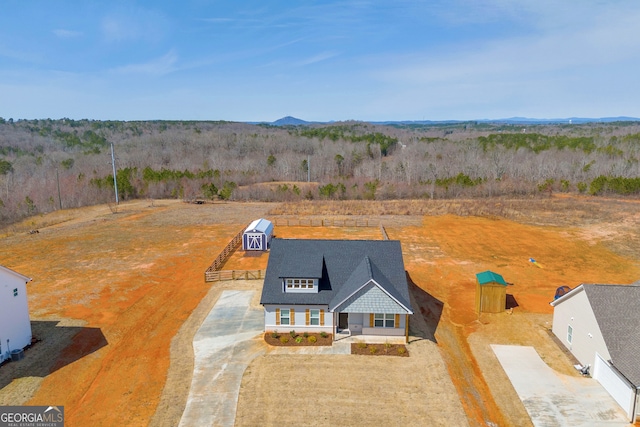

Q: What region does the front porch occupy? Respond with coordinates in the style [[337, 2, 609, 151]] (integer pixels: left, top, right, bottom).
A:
[[334, 330, 407, 344], [334, 311, 410, 343]]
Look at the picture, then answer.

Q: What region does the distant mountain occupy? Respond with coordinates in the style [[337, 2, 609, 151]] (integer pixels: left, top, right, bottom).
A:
[[373, 116, 640, 126], [271, 116, 309, 126], [479, 116, 640, 125], [256, 116, 640, 127]]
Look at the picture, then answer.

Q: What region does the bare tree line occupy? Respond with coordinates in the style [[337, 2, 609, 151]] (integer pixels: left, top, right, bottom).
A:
[[0, 118, 639, 225]]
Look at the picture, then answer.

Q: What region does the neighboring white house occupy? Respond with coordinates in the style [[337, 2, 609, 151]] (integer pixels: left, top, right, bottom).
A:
[[260, 238, 413, 342], [550, 283, 640, 423], [0, 265, 32, 363], [242, 218, 274, 251]]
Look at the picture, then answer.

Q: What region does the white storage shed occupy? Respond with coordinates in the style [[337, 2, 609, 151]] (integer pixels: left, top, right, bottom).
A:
[[242, 218, 274, 251]]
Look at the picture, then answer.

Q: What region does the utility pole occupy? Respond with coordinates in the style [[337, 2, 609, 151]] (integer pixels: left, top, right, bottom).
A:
[[56, 168, 62, 209], [110, 142, 119, 205]]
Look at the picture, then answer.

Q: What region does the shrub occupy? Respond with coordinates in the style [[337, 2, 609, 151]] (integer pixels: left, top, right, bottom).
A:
[[290, 330, 296, 338], [537, 178, 555, 193], [295, 336, 303, 343], [303, 332, 309, 338], [357, 342, 367, 349], [369, 346, 378, 354], [270, 330, 279, 339], [320, 331, 328, 338], [577, 182, 587, 193], [280, 336, 289, 344], [307, 335, 317, 343], [397, 347, 407, 355]]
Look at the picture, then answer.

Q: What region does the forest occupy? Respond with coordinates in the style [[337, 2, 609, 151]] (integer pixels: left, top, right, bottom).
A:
[[0, 116, 639, 225]]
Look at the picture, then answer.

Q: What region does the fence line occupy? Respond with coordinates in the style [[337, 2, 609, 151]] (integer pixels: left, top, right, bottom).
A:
[[205, 269, 266, 282], [205, 226, 245, 282], [272, 218, 380, 227], [380, 225, 389, 240], [205, 218, 388, 282]]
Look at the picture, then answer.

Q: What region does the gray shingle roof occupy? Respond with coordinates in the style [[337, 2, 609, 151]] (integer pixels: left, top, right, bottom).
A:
[[260, 238, 413, 313], [583, 284, 640, 387], [329, 256, 412, 312]]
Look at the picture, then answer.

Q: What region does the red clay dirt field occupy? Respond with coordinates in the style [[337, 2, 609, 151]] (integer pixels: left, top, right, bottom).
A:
[[0, 197, 638, 426]]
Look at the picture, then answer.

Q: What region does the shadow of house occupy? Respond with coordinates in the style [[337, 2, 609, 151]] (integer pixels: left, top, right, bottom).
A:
[[0, 321, 108, 389], [505, 294, 519, 310], [406, 272, 444, 344]]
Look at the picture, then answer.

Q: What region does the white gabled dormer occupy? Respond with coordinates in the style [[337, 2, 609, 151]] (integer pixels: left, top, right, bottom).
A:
[[283, 278, 319, 293]]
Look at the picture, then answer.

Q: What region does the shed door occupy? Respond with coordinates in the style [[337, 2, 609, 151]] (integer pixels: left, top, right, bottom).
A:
[[246, 233, 262, 250], [593, 353, 635, 419]]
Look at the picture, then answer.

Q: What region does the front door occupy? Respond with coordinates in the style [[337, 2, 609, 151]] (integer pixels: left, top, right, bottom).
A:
[[338, 313, 348, 330]]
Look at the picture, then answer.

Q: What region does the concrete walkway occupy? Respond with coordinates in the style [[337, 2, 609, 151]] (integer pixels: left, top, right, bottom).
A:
[[492, 345, 630, 427], [179, 290, 266, 427]]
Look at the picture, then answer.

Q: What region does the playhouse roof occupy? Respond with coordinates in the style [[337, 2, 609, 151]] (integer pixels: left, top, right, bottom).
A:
[[244, 218, 273, 234], [476, 270, 507, 286]]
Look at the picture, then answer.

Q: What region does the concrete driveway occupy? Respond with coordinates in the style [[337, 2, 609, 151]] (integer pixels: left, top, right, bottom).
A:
[[179, 290, 266, 427], [492, 345, 630, 427]]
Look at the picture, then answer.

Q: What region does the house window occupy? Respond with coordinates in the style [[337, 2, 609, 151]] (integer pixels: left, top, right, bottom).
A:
[[567, 325, 573, 344], [280, 309, 291, 325], [374, 313, 395, 328], [285, 278, 315, 291], [310, 309, 320, 326], [13, 288, 18, 297]]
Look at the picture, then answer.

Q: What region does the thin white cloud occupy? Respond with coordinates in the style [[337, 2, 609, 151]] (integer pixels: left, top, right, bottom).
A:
[[375, 4, 640, 86], [200, 17, 260, 24], [102, 7, 168, 43], [111, 50, 178, 76], [0, 45, 39, 62], [53, 29, 82, 39], [295, 51, 339, 67]]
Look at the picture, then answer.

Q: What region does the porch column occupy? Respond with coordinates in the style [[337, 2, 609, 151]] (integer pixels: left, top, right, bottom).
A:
[[405, 314, 410, 343]]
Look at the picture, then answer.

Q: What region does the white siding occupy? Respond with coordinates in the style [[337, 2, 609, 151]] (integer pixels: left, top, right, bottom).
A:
[[263, 304, 333, 333], [594, 353, 636, 421], [0, 268, 32, 362], [551, 287, 610, 368], [348, 312, 364, 334]]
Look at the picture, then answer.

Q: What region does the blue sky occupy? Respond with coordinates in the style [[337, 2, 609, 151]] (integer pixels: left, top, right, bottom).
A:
[[1, 0, 639, 122]]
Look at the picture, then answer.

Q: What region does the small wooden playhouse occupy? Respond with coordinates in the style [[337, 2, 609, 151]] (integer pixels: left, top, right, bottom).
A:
[[475, 270, 508, 313], [242, 218, 274, 251]]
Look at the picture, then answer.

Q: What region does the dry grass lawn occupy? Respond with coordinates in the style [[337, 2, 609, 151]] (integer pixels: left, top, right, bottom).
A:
[[0, 196, 638, 426]]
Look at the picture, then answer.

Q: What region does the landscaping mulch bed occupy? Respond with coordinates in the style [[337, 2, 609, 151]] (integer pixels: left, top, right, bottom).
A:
[[351, 343, 409, 357], [263, 332, 333, 346]]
